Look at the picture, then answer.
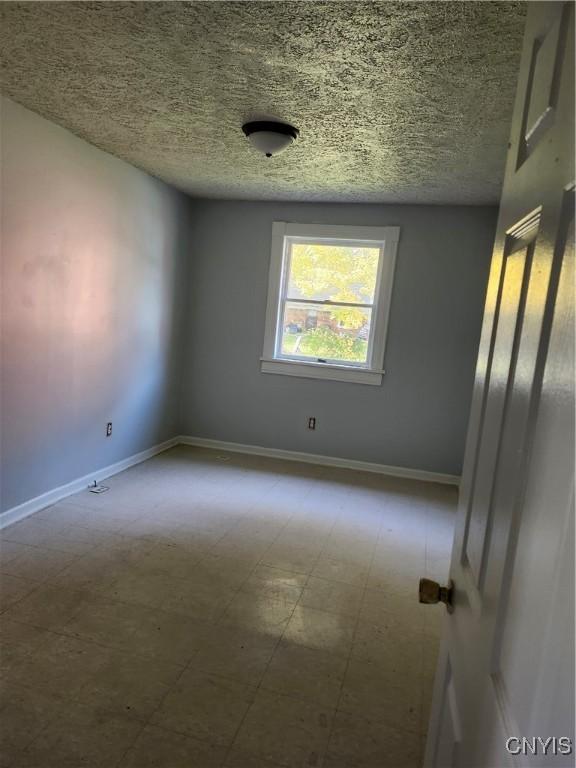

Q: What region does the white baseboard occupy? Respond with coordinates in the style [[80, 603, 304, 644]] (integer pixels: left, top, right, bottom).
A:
[[0, 433, 459, 530], [178, 435, 460, 487], [0, 437, 179, 530]]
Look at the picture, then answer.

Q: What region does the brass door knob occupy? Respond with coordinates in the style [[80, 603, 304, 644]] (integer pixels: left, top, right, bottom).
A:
[[419, 577, 454, 613]]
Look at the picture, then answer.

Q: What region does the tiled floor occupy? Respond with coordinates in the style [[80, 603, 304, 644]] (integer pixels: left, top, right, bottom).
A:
[[0, 446, 456, 768]]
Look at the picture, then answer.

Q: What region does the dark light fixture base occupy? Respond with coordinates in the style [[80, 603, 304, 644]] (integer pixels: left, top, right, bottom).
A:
[[241, 121, 299, 139]]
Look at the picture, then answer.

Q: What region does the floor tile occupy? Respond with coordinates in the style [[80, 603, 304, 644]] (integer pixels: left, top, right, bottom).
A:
[[0, 518, 99, 556], [61, 596, 150, 651], [0, 619, 53, 674], [366, 561, 422, 598], [58, 594, 204, 664], [0, 682, 68, 766], [124, 607, 211, 665], [118, 724, 226, 768], [283, 605, 357, 656], [17, 700, 142, 768], [224, 747, 286, 768], [326, 710, 422, 768], [0, 447, 454, 768], [126, 541, 202, 579], [0, 519, 56, 547], [191, 624, 279, 685], [425, 553, 451, 583], [422, 604, 445, 641], [210, 537, 271, 566], [219, 591, 296, 638], [0, 573, 40, 612], [3, 633, 106, 699], [261, 640, 347, 708], [250, 563, 309, 587], [232, 689, 333, 768], [299, 577, 363, 618], [2, 584, 93, 630], [193, 553, 255, 589], [311, 556, 369, 589], [261, 543, 320, 575], [1, 540, 43, 566], [352, 621, 424, 671], [0, 546, 79, 582], [76, 648, 183, 720], [111, 569, 236, 623], [151, 668, 256, 747], [359, 588, 425, 630], [339, 657, 422, 734], [321, 539, 374, 563], [240, 565, 306, 603], [46, 552, 129, 592]]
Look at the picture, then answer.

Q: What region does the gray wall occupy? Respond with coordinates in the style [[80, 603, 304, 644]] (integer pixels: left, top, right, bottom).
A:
[[0, 98, 191, 512], [182, 201, 496, 476], [1, 98, 497, 513]]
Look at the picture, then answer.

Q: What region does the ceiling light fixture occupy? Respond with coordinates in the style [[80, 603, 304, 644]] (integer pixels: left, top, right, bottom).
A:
[[242, 120, 299, 158]]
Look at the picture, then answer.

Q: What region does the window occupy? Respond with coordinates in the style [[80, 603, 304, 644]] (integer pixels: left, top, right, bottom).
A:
[[261, 223, 399, 385]]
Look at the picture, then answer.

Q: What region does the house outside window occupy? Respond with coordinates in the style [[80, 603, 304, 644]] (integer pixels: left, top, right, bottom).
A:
[[261, 222, 400, 385]]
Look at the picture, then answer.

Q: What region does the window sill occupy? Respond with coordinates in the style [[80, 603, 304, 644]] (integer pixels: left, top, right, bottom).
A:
[[260, 358, 384, 385]]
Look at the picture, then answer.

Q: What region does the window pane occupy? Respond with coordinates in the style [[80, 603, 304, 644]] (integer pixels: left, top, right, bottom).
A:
[[280, 301, 371, 364], [286, 242, 380, 304]]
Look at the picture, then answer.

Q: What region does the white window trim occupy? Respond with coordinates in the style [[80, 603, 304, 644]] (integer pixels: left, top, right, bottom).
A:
[[261, 222, 400, 386]]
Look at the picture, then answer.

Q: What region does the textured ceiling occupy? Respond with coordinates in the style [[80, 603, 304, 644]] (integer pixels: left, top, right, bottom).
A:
[[0, 1, 526, 204]]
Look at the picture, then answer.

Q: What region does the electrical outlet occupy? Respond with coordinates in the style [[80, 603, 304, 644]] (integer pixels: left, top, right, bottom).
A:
[[308, 417, 316, 430], [106, 422, 113, 437]]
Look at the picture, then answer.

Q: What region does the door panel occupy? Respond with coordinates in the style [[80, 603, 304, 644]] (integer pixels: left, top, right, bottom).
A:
[[486, 195, 575, 759], [425, 4, 574, 767], [464, 217, 537, 587], [518, 3, 571, 165], [432, 654, 462, 768], [493, 198, 574, 733]]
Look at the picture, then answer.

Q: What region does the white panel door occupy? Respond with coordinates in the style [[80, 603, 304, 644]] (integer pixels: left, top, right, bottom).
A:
[[425, 4, 574, 767]]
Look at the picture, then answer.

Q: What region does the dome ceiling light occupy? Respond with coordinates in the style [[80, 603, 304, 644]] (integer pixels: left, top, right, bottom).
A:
[[242, 120, 299, 158]]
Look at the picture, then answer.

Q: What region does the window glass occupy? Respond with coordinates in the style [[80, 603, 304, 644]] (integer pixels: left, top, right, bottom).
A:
[[279, 241, 379, 365], [280, 301, 371, 364], [286, 242, 380, 304], [261, 223, 399, 385]]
